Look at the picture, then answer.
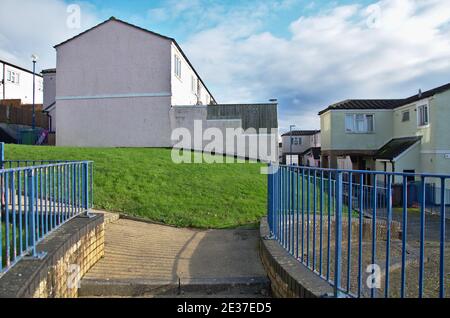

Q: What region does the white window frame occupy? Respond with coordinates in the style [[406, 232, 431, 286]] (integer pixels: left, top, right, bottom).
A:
[[174, 55, 182, 79], [291, 137, 302, 146], [417, 104, 429, 127], [7, 70, 20, 84], [345, 113, 375, 133]]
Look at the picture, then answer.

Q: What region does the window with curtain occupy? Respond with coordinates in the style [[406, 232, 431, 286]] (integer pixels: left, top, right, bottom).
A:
[[418, 104, 429, 126], [345, 114, 374, 133]]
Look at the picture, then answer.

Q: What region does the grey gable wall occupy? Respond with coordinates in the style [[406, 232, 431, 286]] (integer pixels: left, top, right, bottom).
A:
[[56, 19, 174, 147]]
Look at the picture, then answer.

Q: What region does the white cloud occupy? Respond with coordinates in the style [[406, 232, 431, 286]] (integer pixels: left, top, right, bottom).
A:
[[0, 0, 100, 71], [180, 0, 450, 131], [2, 0, 449, 133]]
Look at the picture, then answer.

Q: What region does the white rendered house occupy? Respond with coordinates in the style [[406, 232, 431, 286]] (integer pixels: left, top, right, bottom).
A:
[[0, 59, 43, 104]]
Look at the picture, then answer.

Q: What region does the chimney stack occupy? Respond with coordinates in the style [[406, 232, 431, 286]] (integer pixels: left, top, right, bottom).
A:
[[418, 89, 422, 98]]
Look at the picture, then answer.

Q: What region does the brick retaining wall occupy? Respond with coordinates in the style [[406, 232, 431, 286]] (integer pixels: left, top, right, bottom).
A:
[[260, 218, 334, 298], [259, 216, 401, 298], [0, 214, 104, 298]]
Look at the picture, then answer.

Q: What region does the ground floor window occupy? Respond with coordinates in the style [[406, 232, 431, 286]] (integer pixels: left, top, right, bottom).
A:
[[286, 155, 299, 165]]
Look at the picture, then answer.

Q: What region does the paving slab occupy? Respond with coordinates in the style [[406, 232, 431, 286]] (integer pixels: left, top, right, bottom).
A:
[[81, 219, 269, 297]]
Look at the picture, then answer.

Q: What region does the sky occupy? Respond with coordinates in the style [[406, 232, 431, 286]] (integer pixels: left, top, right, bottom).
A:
[[1, 0, 450, 133]]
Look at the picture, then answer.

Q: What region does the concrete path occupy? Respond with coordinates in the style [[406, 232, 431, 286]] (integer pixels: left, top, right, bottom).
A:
[[80, 218, 270, 297]]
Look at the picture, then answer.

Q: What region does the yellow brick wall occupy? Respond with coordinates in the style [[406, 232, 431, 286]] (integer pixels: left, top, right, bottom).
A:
[[32, 222, 104, 298]]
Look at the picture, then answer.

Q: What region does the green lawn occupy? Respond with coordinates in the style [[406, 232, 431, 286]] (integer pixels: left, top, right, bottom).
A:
[[5, 145, 267, 229]]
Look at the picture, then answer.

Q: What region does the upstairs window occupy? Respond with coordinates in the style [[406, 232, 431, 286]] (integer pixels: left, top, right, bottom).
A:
[[174, 55, 182, 79], [345, 114, 374, 133], [402, 110, 410, 122], [292, 137, 302, 146], [418, 104, 429, 127], [7, 70, 20, 84]]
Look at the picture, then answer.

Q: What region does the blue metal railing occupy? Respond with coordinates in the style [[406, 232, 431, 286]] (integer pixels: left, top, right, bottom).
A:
[[0, 158, 94, 274], [268, 165, 448, 298]]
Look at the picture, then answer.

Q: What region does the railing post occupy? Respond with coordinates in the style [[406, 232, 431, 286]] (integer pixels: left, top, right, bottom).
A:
[[81, 162, 94, 218], [266, 163, 278, 240], [334, 171, 344, 298], [267, 164, 274, 236], [27, 170, 37, 257], [26, 170, 46, 259], [439, 177, 446, 298], [1, 142, 4, 169]]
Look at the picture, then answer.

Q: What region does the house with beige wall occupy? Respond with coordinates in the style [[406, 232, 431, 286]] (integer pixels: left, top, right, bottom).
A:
[[319, 83, 450, 181], [45, 17, 278, 160]]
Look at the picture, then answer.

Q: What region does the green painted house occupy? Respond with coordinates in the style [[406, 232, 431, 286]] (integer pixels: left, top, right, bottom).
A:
[[319, 83, 450, 180]]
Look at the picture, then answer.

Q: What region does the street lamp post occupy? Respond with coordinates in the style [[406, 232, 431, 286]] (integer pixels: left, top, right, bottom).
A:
[[31, 54, 38, 130], [289, 125, 296, 165]]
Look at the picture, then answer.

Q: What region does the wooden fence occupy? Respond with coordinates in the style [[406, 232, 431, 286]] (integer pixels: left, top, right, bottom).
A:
[[0, 104, 49, 129]]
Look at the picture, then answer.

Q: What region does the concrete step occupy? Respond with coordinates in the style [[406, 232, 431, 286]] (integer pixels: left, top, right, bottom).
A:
[[79, 277, 271, 298]]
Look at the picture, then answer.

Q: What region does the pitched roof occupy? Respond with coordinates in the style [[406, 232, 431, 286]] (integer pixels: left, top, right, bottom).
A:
[[54, 17, 173, 48], [401, 83, 450, 105], [282, 130, 320, 137], [374, 137, 421, 161], [0, 59, 43, 77], [53, 17, 216, 104], [319, 83, 450, 115]]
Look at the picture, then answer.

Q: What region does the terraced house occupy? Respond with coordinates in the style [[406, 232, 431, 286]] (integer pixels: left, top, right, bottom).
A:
[[319, 83, 450, 179], [280, 130, 321, 166], [0, 59, 43, 104], [46, 17, 278, 161]]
